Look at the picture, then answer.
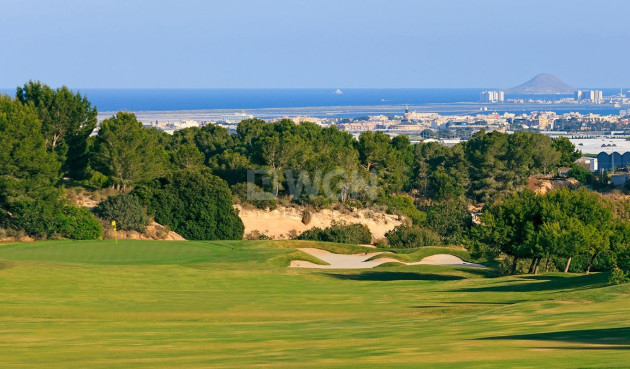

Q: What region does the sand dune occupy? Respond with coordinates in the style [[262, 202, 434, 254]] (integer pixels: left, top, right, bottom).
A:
[[237, 205, 402, 240]]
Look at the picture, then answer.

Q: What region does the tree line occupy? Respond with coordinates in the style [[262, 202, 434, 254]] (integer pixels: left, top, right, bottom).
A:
[[471, 188, 630, 278], [1, 81, 629, 282]]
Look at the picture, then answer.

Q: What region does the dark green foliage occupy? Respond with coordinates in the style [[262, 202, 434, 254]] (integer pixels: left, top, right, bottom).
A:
[[9, 199, 101, 240], [298, 221, 372, 244], [135, 169, 244, 240], [553, 136, 582, 167], [0, 95, 63, 237], [382, 194, 426, 225], [609, 266, 628, 285], [568, 165, 593, 184], [385, 225, 441, 248], [476, 188, 617, 274], [56, 205, 103, 240], [425, 197, 472, 244], [464, 130, 561, 202], [95, 194, 150, 232], [8, 197, 63, 238], [92, 112, 168, 190], [16, 81, 97, 179]]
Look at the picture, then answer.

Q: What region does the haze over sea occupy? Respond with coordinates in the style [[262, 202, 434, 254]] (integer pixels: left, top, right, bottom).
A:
[[1, 88, 626, 117]]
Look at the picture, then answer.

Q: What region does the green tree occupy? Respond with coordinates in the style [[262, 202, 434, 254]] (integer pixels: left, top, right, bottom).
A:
[[540, 188, 613, 272], [425, 197, 472, 244], [357, 131, 390, 171], [92, 112, 167, 190], [134, 168, 244, 240], [16, 81, 97, 178], [478, 190, 542, 274], [0, 95, 61, 235], [553, 136, 582, 167]]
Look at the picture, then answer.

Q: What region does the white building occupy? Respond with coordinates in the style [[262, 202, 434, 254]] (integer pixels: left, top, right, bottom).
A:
[[575, 90, 603, 103], [221, 112, 254, 124], [480, 90, 504, 103]]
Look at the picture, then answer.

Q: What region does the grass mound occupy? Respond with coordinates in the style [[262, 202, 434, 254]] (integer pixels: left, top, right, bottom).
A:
[[366, 246, 474, 263]]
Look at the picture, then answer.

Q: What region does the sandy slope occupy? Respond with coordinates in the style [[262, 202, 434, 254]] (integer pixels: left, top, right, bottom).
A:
[[290, 248, 486, 269], [236, 205, 402, 240]]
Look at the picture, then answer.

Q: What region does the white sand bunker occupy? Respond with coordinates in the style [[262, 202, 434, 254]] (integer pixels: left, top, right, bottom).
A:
[[290, 248, 486, 269]]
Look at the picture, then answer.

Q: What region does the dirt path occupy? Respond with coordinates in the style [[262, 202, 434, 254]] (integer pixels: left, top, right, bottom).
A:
[[290, 248, 486, 269]]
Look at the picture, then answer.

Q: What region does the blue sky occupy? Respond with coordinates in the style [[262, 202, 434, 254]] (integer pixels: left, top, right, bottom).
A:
[[1, 0, 629, 88]]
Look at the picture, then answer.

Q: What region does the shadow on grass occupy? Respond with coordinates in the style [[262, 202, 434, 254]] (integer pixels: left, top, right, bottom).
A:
[[478, 327, 630, 348], [450, 267, 495, 277], [411, 301, 517, 309], [455, 273, 609, 293], [326, 271, 465, 281]]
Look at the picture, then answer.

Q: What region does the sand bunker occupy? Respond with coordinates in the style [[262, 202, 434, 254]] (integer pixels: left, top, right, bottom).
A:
[[290, 248, 486, 269]]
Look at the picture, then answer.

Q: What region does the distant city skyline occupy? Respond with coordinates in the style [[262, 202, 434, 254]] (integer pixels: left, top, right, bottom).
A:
[[1, 0, 630, 89]]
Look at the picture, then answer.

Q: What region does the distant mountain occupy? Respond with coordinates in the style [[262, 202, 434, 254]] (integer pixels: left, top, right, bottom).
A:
[[506, 73, 576, 94]]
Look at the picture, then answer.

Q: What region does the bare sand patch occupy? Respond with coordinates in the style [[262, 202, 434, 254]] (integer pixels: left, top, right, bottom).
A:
[[290, 248, 486, 269], [236, 205, 402, 240]]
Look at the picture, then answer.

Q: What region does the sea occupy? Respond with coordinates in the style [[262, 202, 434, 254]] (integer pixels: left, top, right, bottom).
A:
[[1, 88, 627, 117]]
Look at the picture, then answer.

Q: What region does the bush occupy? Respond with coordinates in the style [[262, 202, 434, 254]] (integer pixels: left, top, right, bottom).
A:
[[7, 197, 63, 239], [382, 194, 426, 225], [298, 221, 372, 244], [301, 210, 312, 225], [95, 194, 150, 232], [609, 266, 628, 285], [7, 199, 102, 240], [245, 230, 272, 240], [56, 205, 102, 240], [135, 168, 244, 240], [385, 225, 441, 248], [568, 165, 593, 184]]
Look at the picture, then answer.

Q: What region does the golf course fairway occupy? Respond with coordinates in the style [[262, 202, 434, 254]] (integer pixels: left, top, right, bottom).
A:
[[0, 240, 628, 368]]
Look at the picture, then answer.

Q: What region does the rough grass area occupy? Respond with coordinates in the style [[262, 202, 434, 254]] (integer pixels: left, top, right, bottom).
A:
[[0, 240, 628, 368]]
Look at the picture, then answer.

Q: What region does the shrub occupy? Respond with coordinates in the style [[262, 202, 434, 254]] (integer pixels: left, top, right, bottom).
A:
[[609, 266, 628, 285], [135, 168, 244, 240], [385, 225, 441, 248], [245, 230, 272, 240], [382, 194, 426, 225], [95, 194, 150, 232], [373, 238, 389, 247], [301, 210, 312, 225], [7, 198, 63, 239], [56, 205, 102, 240], [298, 221, 372, 244], [568, 165, 593, 184], [7, 199, 102, 240]]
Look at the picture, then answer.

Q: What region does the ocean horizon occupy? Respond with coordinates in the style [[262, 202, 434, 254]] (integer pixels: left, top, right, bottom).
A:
[[1, 88, 626, 115]]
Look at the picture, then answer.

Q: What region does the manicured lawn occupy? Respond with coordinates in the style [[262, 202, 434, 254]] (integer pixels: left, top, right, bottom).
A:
[[0, 240, 628, 368]]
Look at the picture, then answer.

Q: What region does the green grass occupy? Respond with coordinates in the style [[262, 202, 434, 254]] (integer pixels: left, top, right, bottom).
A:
[[366, 246, 473, 263], [0, 239, 629, 368]]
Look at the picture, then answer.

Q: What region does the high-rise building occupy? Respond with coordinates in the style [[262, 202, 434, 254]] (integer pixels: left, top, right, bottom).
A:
[[575, 89, 603, 102], [480, 90, 504, 103]]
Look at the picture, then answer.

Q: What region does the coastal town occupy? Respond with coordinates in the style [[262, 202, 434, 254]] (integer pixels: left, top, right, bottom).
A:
[[134, 103, 630, 144]]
